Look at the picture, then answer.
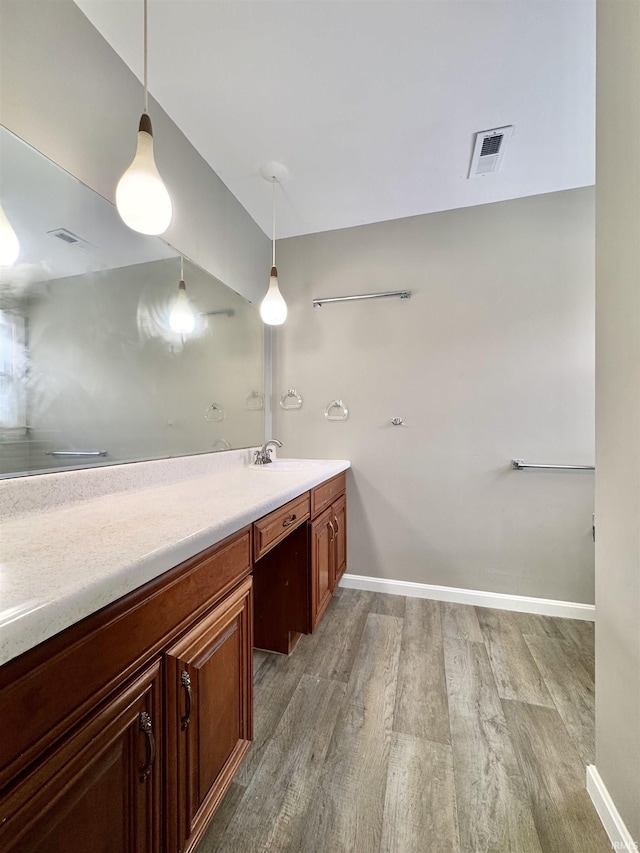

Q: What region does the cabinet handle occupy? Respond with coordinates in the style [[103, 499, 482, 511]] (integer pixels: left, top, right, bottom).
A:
[[282, 514, 297, 528], [334, 515, 339, 535], [328, 519, 335, 541], [139, 711, 156, 781], [181, 670, 192, 730]]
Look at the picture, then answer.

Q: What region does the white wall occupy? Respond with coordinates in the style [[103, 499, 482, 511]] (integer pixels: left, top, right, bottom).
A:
[[0, 0, 270, 306], [274, 188, 595, 603], [595, 1, 640, 841]]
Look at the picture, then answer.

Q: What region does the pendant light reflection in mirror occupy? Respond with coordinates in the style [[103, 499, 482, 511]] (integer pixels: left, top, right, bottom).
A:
[[260, 169, 288, 325], [0, 202, 19, 266], [169, 257, 196, 334], [116, 0, 172, 236]]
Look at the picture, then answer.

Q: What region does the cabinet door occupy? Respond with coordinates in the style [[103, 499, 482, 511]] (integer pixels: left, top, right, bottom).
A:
[[165, 577, 253, 853], [0, 661, 162, 853], [310, 507, 333, 630], [332, 494, 347, 588]]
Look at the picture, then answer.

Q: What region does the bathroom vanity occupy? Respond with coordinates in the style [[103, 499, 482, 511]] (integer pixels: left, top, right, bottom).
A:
[[0, 452, 349, 853], [254, 469, 347, 654]]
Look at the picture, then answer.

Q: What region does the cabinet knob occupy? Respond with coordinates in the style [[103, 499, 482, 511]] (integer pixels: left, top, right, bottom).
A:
[[138, 711, 156, 781]]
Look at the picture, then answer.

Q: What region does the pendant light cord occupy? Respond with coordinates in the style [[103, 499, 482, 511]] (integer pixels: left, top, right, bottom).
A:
[[180, 255, 184, 280], [272, 177, 276, 267], [143, 0, 149, 114]]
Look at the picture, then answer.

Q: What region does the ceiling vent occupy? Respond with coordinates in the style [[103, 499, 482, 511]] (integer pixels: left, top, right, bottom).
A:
[[47, 228, 90, 249], [468, 126, 513, 178]]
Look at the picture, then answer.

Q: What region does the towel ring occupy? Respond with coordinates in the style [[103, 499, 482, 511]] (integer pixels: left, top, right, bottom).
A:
[[204, 402, 225, 422], [280, 389, 303, 410], [325, 399, 349, 421], [245, 391, 264, 410]]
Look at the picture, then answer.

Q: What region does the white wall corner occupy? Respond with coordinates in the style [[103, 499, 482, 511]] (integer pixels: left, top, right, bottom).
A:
[[339, 574, 595, 621], [587, 765, 639, 851]]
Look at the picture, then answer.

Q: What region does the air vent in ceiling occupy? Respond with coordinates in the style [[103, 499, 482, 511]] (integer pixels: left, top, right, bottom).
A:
[[47, 228, 90, 249], [468, 125, 513, 178]]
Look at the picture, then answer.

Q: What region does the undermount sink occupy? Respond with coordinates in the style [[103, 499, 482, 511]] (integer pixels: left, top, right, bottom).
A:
[[250, 458, 328, 472]]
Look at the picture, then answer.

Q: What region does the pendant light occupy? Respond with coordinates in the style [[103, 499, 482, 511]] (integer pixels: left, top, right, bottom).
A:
[[260, 177, 288, 325], [116, 0, 172, 235], [169, 257, 195, 334], [0, 202, 19, 266]]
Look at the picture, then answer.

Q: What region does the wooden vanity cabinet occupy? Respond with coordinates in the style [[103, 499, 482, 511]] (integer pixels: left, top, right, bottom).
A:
[[332, 492, 347, 587], [252, 473, 347, 649], [0, 527, 252, 853], [310, 473, 347, 630], [165, 576, 253, 853], [0, 661, 162, 853], [310, 506, 334, 629]]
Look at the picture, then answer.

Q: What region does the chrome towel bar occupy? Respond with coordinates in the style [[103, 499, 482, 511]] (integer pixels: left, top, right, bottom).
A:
[[312, 290, 411, 307], [512, 459, 594, 471], [46, 450, 108, 458]]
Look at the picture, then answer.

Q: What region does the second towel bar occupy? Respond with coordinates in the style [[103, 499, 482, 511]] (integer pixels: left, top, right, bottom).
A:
[[512, 459, 594, 471], [46, 450, 108, 458]]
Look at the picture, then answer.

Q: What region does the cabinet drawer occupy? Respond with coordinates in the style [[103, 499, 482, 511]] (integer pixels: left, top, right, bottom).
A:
[[310, 472, 346, 518], [254, 493, 310, 561], [0, 527, 251, 790]]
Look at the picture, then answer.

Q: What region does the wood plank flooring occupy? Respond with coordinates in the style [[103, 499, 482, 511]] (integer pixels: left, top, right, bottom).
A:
[[196, 592, 609, 853]]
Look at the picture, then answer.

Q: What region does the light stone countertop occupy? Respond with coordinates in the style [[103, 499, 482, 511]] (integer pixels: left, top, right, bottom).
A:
[[0, 454, 350, 667]]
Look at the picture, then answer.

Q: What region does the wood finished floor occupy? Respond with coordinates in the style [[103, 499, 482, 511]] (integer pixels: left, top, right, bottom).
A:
[[196, 590, 609, 853]]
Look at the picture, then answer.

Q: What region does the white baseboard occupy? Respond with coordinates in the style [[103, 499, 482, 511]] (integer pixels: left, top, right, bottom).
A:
[[339, 573, 595, 621], [587, 765, 638, 851]]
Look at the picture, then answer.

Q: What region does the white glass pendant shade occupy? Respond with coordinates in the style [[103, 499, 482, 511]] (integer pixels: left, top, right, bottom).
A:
[[260, 266, 288, 325], [0, 203, 20, 266], [116, 114, 172, 235], [169, 281, 195, 334]]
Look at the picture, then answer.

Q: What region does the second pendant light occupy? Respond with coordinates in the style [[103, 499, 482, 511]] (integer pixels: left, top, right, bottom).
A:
[[169, 257, 195, 334], [260, 176, 287, 326]]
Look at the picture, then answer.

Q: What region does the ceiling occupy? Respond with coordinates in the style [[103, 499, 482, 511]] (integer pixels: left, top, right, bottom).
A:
[[74, 0, 595, 240]]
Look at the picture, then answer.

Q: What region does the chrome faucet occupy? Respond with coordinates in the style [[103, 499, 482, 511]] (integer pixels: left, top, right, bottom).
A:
[[254, 438, 283, 465]]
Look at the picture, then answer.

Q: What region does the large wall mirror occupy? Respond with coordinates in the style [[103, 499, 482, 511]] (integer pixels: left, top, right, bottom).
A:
[[0, 127, 265, 477]]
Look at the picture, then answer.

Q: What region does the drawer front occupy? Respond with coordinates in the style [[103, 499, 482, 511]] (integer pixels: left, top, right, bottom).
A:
[[310, 472, 346, 518], [254, 493, 310, 561], [0, 527, 251, 790]]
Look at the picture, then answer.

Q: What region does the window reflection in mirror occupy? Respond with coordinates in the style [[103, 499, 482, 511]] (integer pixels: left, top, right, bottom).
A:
[[0, 127, 264, 477]]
